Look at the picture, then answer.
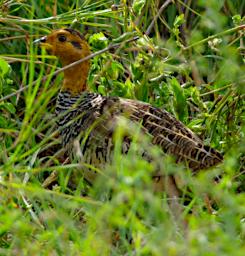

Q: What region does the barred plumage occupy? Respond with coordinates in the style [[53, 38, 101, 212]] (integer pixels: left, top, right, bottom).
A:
[[36, 28, 223, 185], [55, 90, 223, 183]]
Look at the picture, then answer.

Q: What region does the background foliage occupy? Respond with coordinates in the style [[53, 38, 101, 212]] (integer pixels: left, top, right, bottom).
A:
[[0, 0, 244, 255]]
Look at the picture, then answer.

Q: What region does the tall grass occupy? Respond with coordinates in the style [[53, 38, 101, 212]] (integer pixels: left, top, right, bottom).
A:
[[0, 0, 244, 254]]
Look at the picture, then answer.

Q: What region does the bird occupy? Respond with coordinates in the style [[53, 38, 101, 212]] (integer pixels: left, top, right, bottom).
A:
[[34, 28, 223, 193]]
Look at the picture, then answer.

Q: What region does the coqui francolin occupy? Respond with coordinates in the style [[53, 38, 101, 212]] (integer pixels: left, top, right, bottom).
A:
[[34, 28, 223, 200]]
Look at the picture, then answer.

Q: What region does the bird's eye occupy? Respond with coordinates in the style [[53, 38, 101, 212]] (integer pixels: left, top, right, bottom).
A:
[[58, 35, 67, 42]]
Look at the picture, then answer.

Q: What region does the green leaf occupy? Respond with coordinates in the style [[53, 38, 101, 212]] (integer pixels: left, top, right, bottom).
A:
[[0, 115, 8, 128], [132, 0, 146, 15], [232, 15, 241, 26], [98, 85, 106, 95], [107, 61, 124, 80], [125, 78, 135, 98], [187, 119, 204, 132], [3, 102, 16, 114], [113, 31, 138, 43], [89, 32, 108, 50], [173, 14, 185, 28], [191, 87, 207, 111], [169, 77, 188, 122], [0, 58, 10, 77]]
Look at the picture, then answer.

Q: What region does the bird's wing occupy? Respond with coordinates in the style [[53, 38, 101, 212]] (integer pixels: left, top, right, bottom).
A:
[[117, 98, 223, 171]]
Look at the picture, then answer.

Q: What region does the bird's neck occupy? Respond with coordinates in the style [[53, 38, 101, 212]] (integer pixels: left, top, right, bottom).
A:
[[61, 59, 90, 95]]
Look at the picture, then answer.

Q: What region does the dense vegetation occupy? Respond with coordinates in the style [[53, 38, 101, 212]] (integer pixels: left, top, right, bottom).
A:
[[0, 0, 244, 255]]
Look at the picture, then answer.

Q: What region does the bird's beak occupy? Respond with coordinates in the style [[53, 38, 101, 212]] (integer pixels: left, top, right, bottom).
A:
[[33, 36, 53, 51], [33, 36, 47, 44]]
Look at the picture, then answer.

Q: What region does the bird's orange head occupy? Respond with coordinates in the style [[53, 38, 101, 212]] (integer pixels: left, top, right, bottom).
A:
[[35, 28, 91, 94]]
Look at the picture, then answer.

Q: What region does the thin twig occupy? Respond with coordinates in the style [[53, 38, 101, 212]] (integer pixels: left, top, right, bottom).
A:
[[2, 56, 57, 67], [0, 35, 37, 42], [145, 0, 173, 36], [183, 25, 245, 51], [199, 84, 233, 97]]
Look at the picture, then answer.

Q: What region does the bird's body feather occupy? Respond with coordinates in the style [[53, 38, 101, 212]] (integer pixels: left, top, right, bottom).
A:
[[55, 91, 223, 183]]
